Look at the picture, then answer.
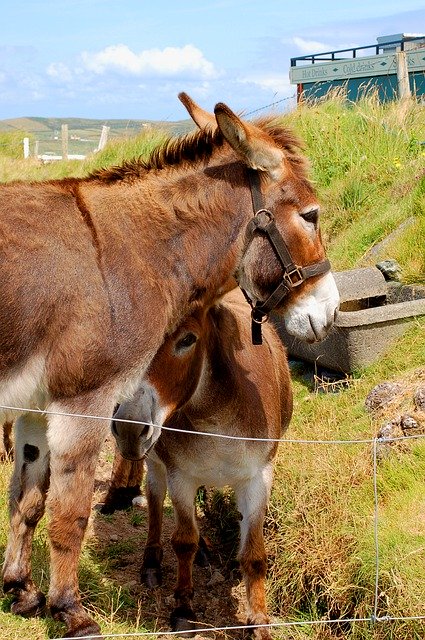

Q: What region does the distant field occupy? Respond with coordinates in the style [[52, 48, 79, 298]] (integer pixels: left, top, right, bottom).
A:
[[0, 116, 194, 157]]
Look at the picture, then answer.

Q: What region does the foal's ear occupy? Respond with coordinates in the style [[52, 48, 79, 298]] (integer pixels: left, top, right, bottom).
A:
[[178, 92, 217, 131], [214, 103, 285, 180]]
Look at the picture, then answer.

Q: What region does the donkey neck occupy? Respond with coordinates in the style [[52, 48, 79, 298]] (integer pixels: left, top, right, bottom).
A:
[[80, 160, 253, 332]]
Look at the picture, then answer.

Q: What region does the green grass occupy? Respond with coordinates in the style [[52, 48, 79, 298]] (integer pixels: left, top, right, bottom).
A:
[[283, 91, 425, 281], [0, 93, 425, 639]]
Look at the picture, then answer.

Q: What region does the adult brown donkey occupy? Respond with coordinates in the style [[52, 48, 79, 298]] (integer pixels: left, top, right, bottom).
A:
[[111, 288, 292, 639], [0, 93, 339, 637]]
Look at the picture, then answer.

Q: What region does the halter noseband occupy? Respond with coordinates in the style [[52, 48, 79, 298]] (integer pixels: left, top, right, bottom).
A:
[[239, 169, 331, 345]]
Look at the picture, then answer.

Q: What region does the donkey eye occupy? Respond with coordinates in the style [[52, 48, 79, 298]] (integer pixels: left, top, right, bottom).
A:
[[175, 332, 197, 352], [300, 208, 319, 225]]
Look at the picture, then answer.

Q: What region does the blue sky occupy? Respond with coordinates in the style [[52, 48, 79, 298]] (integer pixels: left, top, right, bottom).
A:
[[1, 0, 424, 121]]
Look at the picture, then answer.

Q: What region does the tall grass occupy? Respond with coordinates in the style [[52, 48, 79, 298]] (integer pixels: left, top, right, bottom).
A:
[[283, 91, 425, 281]]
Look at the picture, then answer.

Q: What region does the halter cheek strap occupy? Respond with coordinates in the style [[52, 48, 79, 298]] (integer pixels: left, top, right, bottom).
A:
[[240, 169, 331, 345]]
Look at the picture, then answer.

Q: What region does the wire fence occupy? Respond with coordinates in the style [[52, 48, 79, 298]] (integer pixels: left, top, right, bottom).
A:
[[2, 402, 425, 639]]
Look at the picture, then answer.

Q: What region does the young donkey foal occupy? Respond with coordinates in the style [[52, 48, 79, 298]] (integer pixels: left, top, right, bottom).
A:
[[0, 94, 339, 637], [112, 289, 292, 639]]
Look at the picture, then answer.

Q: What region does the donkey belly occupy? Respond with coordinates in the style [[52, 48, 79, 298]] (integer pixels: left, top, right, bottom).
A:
[[0, 354, 48, 422], [164, 437, 267, 490]]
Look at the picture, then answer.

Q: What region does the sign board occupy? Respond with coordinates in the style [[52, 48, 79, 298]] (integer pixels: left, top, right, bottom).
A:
[[290, 49, 425, 84]]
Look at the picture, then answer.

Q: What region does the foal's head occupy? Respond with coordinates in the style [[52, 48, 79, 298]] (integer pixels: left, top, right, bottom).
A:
[[179, 93, 340, 343], [112, 304, 210, 460]]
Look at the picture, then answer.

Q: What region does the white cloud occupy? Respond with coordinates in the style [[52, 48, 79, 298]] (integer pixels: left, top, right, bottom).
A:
[[238, 73, 292, 96], [80, 44, 219, 79], [47, 62, 75, 83], [292, 36, 330, 54]]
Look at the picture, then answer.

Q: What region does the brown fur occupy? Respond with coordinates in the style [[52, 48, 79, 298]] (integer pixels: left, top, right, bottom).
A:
[[1, 97, 336, 638], [0, 421, 13, 460], [112, 289, 292, 639]]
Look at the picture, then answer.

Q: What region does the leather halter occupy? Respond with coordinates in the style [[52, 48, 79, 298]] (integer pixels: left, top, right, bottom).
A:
[[239, 169, 331, 345]]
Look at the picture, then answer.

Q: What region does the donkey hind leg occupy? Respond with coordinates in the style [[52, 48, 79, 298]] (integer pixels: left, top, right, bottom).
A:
[[235, 464, 274, 640], [141, 456, 167, 588], [168, 477, 200, 632], [46, 395, 112, 638], [1, 420, 14, 459], [100, 445, 144, 514], [2, 412, 50, 617]]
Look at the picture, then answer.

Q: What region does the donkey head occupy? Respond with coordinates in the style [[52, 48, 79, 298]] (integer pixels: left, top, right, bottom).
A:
[[180, 94, 340, 343], [112, 305, 208, 460]]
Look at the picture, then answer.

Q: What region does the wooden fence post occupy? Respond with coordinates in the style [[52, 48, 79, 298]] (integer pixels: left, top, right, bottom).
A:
[[396, 51, 411, 99], [61, 124, 69, 160], [97, 125, 110, 151], [23, 137, 30, 159]]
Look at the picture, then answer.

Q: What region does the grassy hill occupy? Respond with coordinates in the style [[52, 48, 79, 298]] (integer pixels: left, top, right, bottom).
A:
[[0, 115, 194, 158], [0, 93, 424, 639]]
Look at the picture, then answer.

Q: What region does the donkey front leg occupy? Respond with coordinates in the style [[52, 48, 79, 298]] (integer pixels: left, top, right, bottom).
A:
[[168, 477, 199, 632], [141, 455, 167, 588], [236, 464, 274, 640], [100, 445, 144, 514], [46, 397, 112, 638], [3, 412, 50, 617]]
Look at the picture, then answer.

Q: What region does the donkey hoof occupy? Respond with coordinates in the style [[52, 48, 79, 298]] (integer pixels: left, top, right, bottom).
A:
[[247, 616, 272, 640], [141, 567, 162, 588], [51, 606, 102, 638], [10, 590, 46, 618], [99, 485, 142, 514], [171, 605, 198, 634]]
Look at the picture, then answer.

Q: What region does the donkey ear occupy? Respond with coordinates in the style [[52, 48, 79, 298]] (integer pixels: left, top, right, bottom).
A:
[[178, 92, 217, 131], [214, 103, 285, 179]]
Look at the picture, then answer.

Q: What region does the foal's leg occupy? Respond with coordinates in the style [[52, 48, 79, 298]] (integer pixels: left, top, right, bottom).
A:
[[168, 476, 199, 631], [235, 463, 274, 640], [46, 395, 113, 638], [141, 456, 167, 588], [2, 412, 50, 617], [100, 445, 144, 514], [0, 420, 14, 459]]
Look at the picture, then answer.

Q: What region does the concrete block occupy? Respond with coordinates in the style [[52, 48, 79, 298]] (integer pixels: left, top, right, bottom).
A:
[[272, 268, 425, 374]]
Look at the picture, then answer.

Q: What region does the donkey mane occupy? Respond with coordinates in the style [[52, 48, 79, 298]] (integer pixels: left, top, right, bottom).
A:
[[89, 117, 308, 184]]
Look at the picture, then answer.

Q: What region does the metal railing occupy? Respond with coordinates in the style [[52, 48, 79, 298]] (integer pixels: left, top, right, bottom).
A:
[[291, 35, 425, 67]]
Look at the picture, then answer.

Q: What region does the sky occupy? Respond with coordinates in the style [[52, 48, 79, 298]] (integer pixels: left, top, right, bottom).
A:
[[1, 0, 425, 122]]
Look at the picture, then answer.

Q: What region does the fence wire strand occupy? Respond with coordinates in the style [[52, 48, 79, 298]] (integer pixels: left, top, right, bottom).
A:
[[2, 402, 425, 639]]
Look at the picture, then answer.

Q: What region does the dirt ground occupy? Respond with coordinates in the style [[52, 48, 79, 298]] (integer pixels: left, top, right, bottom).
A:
[[90, 436, 251, 639]]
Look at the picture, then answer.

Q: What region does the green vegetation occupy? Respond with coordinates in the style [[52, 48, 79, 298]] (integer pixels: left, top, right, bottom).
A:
[[0, 93, 424, 639], [284, 90, 425, 283]]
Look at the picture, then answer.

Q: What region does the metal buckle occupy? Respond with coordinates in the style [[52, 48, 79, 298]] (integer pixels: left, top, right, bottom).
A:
[[284, 266, 304, 287], [252, 308, 269, 324], [252, 209, 274, 231], [252, 312, 269, 324]]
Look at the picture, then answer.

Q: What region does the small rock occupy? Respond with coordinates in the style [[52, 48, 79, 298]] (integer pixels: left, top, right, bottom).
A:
[[376, 418, 401, 460], [376, 259, 402, 282], [207, 570, 225, 586], [400, 414, 420, 433], [377, 418, 400, 440], [110, 534, 119, 542], [365, 382, 403, 413], [414, 388, 425, 411]]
